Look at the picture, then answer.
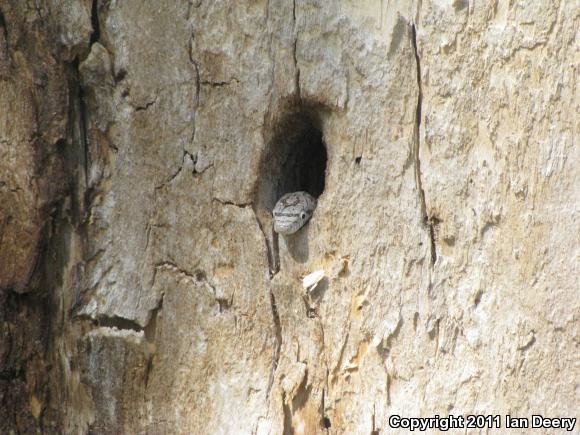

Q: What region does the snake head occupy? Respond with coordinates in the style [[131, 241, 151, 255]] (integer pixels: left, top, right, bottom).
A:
[[272, 191, 317, 235]]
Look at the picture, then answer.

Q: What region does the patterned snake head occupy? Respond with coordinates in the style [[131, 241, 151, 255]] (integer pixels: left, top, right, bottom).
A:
[[272, 191, 317, 235]]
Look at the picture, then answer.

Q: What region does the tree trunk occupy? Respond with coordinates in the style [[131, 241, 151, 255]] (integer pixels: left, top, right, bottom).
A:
[[0, 1, 578, 433]]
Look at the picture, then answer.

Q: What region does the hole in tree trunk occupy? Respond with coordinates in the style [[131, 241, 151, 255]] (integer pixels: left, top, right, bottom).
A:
[[255, 106, 328, 214]]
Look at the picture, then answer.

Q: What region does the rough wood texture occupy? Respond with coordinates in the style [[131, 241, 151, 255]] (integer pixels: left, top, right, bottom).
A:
[[0, 1, 578, 433]]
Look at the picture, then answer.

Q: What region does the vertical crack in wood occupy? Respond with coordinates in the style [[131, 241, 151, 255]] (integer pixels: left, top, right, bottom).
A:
[[411, 23, 436, 266]]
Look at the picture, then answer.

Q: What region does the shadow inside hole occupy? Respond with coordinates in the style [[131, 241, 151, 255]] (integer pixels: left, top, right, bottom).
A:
[[256, 109, 327, 213]]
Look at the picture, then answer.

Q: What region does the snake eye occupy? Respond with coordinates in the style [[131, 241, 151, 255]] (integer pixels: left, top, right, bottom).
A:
[[300, 212, 306, 220]]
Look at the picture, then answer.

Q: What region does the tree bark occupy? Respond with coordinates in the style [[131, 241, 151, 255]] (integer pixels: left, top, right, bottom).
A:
[[0, 1, 578, 433]]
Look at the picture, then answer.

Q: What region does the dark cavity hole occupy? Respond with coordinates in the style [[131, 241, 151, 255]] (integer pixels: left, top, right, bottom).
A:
[[0, 8, 7, 40], [474, 290, 483, 306], [90, 0, 101, 45], [355, 156, 362, 164], [255, 107, 327, 213], [114, 68, 127, 83], [323, 417, 331, 428], [55, 138, 66, 151], [194, 270, 206, 281]]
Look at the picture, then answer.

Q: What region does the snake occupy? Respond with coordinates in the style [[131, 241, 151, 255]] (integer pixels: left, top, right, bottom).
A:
[[272, 191, 317, 235]]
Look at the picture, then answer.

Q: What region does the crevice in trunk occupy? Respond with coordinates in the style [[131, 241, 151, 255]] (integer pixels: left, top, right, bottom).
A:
[[0, 8, 8, 41], [292, 0, 300, 99], [89, 0, 101, 46], [252, 207, 279, 277], [266, 287, 282, 400], [411, 23, 436, 266]]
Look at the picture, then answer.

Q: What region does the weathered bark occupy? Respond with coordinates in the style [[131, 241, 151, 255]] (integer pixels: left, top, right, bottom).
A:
[[0, 1, 84, 432], [0, 0, 578, 433]]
